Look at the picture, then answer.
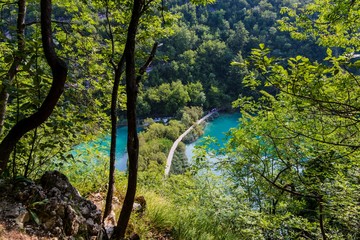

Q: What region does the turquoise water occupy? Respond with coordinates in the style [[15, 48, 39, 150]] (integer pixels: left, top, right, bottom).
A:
[[186, 113, 241, 161], [73, 127, 129, 171], [75, 113, 240, 171], [100, 127, 129, 170]]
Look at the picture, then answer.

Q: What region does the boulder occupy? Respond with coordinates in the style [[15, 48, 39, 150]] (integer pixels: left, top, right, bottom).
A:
[[0, 171, 103, 239], [40, 171, 81, 200]]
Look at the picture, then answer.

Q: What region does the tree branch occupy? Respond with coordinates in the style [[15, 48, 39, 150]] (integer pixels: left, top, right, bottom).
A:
[[24, 19, 71, 26], [0, 0, 26, 135], [255, 170, 319, 199], [0, 0, 68, 174]]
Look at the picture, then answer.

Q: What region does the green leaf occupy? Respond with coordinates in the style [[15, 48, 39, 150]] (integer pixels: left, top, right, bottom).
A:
[[30, 199, 49, 208], [352, 60, 360, 67], [28, 209, 41, 225], [4, 54, 13, 64], [326, 48, 332, 57]]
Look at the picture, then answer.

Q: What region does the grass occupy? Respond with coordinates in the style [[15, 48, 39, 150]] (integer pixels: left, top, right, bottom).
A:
[[56, 157, 243, 239], [131, 191, 240, 240]]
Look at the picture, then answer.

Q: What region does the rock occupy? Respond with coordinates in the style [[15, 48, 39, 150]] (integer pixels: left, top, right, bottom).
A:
[[43, 217, 57, 230], [133, 196, 146, 215], [132, 203, 142, 212], [86, 218, 94, 226], [0, 179, 11, 192], [130, 233, 140, 240], [104, 210, 116, 227], [53, 226, 63, 236], [90, 208, 102, 222], [135, 196, 146, 209], [37, 171, 102, 238], [79, 199, 98, 219], [0, 171, 102, 239], [64, 205, 81, 236], [48, 187, 62, 198], [4, 204, 26, 218], [40, 171, 81, 200], [79, 203, 91, 217], [86, 218, 101, 236], [15, 209, 30, 228], [105, 226, 115, 239], [13, 180, 46, 204]]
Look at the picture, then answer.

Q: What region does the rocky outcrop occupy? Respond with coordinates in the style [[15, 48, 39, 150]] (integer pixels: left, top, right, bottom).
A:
[[0, 171, 102, 239]]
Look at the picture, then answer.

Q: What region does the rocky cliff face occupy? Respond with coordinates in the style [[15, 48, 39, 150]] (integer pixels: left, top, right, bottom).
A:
[[0, 171, 102, 239]]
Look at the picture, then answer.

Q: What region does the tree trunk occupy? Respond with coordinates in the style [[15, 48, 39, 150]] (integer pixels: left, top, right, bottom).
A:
[[0, 0, 27, 135], [111, 1, 144, 239], [0, 0, 67, 175], [319, 197, 327, 240], [103, 56, 125, 220]]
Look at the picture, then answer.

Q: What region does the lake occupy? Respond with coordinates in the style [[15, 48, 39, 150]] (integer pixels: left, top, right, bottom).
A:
[[185, 113, 241, 161], [73, 127, 129, 170], [74, 113, 240, 171]]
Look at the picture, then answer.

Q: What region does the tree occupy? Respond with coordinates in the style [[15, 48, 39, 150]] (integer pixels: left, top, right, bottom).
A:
[[186, 82, 206, 106], [102, 0, 127, 221], [0, 0, 113, 179], [111, 1, 216, 237], [224, 0, 360, 237], [0, 0, 26, 135], [108, 0, 163, 238], [228, 48, 360, 238], [226, 20, 249, 53], [99, 0, 169, 221], [279, 0, 360, 51], [0, 0, 68, 175]]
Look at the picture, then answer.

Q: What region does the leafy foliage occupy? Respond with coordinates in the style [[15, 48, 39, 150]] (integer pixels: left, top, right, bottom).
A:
[[223, 1, 360, 236]]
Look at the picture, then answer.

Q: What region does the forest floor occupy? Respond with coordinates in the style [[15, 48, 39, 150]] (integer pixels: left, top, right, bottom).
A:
[[0, 222, 54, 240]]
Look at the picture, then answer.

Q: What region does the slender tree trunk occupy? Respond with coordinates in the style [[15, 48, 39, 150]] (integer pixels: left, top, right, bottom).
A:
[[0, 0, 68, 175], [103, 56, 125, 220], [319, 197, 327, 240], [0, 0, 26, 135], [102, 0, 127, 220], [12, 75, 21, 178], [24, 128, 38, 178], [111, 1, 144, 239], [0, 89, 10, 135]]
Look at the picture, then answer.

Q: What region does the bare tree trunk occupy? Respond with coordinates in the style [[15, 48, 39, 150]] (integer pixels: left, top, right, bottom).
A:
[[0, 0, 26, 135], [102, 0, 127, 220], [0, 0, 68, 175], [111, 1, 144, 238], [103, 56, 125, 220]]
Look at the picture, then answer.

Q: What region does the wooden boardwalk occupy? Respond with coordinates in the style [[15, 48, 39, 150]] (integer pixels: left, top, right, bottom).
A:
[[164, 110, 218, 176]]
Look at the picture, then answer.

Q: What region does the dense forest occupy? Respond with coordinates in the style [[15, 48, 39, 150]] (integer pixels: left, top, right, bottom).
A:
[[0, 0, 359, 239]]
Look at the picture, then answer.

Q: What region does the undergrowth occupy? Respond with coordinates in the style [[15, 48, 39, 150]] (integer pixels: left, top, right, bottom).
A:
[[54, 153, 244, 239]]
